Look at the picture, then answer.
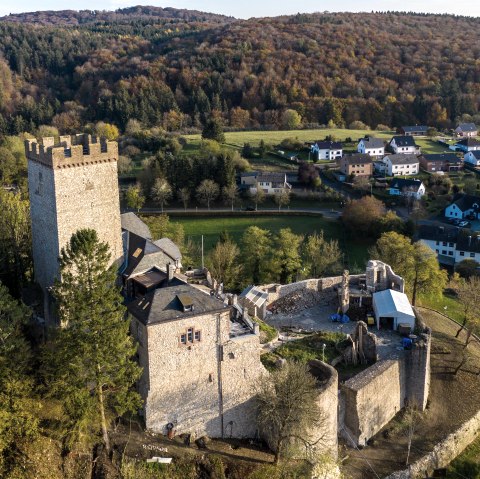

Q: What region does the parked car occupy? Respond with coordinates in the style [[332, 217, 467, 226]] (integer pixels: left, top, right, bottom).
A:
[[447, 217, 457, 224], [459, 221, 471, 228]]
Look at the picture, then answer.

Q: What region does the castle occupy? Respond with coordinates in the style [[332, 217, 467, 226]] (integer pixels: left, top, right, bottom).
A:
[[26, 134, 123, 319]]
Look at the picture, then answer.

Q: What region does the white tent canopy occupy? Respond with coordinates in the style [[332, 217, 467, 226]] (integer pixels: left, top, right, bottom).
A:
[[372, 289, 415, 331]]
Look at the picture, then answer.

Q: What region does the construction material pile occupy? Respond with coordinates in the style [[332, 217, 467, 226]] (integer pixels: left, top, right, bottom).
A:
[[268, 289, 336, 314]]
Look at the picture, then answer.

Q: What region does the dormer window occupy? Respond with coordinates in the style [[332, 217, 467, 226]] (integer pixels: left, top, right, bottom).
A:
[[177, 294, 194, 312]]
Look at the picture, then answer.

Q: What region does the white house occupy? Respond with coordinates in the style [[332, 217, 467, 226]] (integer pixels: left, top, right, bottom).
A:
[[455, 123, 478, 138], [357, 137, 385, 158], [418, 223, 480, 267], [310, 141, 343, 161], [383, 154, 419, 176], [240, 172, 291, 195], [445, 194, 480, 220], [388, 136, 419, 155], [452, 138, 480, 153], [389, 178, 425, 200], [464, 151, 480, 167], [372, 289, 416, 331]]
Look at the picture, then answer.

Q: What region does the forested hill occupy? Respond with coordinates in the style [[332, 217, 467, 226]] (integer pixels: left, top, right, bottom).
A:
[[0, 10, 479, 135], [0, 6, 234, 25]]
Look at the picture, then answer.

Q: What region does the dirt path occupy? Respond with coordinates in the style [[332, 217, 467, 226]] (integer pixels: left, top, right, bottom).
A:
[[341, 308, 480, 479]]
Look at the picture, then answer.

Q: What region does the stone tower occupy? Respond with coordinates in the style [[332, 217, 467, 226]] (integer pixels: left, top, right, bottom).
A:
[[26, 134, 123, 314]]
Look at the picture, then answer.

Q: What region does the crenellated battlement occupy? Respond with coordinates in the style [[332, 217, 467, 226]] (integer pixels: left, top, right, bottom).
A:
[[25, 133, 118, 169]]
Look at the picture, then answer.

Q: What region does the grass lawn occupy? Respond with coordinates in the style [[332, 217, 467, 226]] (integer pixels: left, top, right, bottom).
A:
[[447, 434, 480, 478], [171, 214, 372, 270], [417, 292, 464, 324]]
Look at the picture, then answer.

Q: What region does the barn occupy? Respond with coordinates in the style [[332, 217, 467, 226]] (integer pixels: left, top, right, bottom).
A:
[[372, 289, 415, 331]]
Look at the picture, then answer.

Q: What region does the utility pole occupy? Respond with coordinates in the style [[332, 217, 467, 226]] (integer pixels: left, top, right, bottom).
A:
[[201, 235, 204, 269]]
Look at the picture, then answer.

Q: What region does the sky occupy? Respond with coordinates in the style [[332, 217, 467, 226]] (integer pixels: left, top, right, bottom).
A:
[[0, 0, 478, 18]]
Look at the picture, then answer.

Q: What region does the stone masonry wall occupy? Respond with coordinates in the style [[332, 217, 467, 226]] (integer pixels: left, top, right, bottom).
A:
[[221, 334, 267, 438], [384, 407, 480, 479], [144, 310, 230, 438], [341, 359, 407, 446]]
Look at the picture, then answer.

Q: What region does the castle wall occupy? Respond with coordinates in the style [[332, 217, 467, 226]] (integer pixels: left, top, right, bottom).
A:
[[221, 334, 267, 438]]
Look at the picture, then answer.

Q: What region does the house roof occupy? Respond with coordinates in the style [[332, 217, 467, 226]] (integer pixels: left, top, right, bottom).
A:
[[422, 153, 461, 164], [456, 123, 477, 132], [257, 172, 287, 183], [457, 230, 480, 253], [127, 283, 228, 325], [417, 223, 459, 243], [121, 212, 152, 240], [390, 136, 417, 147], [467, 151, 480, 159], [373, 289, 415, 318], [451, 194, 480, 213], [390, 178, 423, 192], [343, 153, 372, 165], [385, 154, 418, 165], [313, 141, 343, 150], [359, 137, 384, 149], [154, 238, 182, 262], [456, 138, 480, 147], [401, 126, 428, 134]]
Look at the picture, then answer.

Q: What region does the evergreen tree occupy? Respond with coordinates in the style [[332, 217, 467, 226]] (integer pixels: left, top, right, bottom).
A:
[[202, 117, 225, 143], [44, 229, 142, 452]]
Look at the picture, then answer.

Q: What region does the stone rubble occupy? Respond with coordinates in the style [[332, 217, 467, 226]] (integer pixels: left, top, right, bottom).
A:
[[268, 289, 336, 314]]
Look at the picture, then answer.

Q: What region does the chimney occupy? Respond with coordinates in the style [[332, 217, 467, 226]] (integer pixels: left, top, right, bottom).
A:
[[167, 263, 174, 282]]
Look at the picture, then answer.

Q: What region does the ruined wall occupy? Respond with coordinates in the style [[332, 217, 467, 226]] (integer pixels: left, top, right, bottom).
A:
[[384, 408, 480, 479], [221, 334, 267, 438], [308, 361, 339, 461], [342, 358, 407, 446], [341, 334, 431, 446]]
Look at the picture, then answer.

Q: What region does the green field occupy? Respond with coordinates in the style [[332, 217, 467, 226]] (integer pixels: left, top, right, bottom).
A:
[[171, 214, 372, 271]]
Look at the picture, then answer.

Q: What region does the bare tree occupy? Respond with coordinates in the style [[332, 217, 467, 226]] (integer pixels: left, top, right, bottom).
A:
[[151, 177, 172, 213], [196, 179, 219, 210], [256, 361, 326, 464], [177, 187, 191, 211], [222, 183, 238, 211], [250, 184, 265, 211], [274, 189, 290, 211]]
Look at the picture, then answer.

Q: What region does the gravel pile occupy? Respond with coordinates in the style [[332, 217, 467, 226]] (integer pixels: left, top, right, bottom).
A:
[[268, 289, 336, 314]]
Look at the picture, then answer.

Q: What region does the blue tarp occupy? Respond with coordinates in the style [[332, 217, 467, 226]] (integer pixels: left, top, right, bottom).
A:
[[330, 313, 350, 323]]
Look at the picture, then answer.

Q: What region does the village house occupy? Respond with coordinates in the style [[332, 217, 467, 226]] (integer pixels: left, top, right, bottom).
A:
[[240, 171, 291, 195], [445, 194, 480, 220], [419, 153, 463, 172], [464, 151, 480, 167], [339, 153, 373, 177], [452, 138, 480, 153], [455, 123, 478, 137], [398, 125, 429, 136], [310, 140, 343, 160], [418, 223, 480, 266], [388, 135, 420, 155], [389, 178, 425, 200], [382, 154, 419, 176], [356, 137, 385, 158]]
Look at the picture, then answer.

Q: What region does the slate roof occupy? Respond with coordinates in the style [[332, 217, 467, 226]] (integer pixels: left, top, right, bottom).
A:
[[450, 194, 480, 213], [417, 223, 459, 243], [422, 153, 461, 164], [385, 154, 419, 165], [359, 137, 385, 149], [313, 141, 343, 150], [239, 285, 268, 308], [456, 138, 480, 147], [390, 178, 423, 192], [457, 231, 480, 253], [257, 172, 287, 183], [154, 238, 182, 262], [467, 151, 480, 159], [121, 212, 152, 240], [400, 126, 428, 134], [390, 136, 417, 147], [343, 153, 372, 164], [456, 123, 477, 133], [123, 231, 172, 278], [128, 283, 228, 325]]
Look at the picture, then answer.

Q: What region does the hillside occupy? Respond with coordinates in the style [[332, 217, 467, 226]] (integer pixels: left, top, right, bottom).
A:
[[0, 10, 479, 135]]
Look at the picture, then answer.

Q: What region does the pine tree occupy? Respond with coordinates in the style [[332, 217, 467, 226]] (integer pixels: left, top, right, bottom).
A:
[[44, 229, 142, 452]]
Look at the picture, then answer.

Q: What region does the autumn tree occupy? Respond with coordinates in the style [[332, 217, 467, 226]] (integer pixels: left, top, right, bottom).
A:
[[342, 196, 386, 236], [275, 228, 303, 284], [256, 361, 325, 464], [125, 184, 145, 212], [43, 229, 142, 453], [151, 177, 172, 212], [281, 109, 302, 130], [207, 240, 242, 291], [241, 226, 272, 284], [250, 185, 266, 211], [303, 232, 342, 278], [222, 183, 238, 211], [274, 189, 290, 211], [196, 179, 219, 210], [177, 187, 191, 211], [94, 121, 119, 140]]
